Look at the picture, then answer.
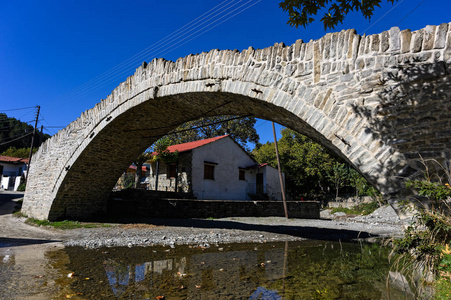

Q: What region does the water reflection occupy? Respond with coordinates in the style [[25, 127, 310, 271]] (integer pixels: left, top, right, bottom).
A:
[[57, 240, 414, 299]]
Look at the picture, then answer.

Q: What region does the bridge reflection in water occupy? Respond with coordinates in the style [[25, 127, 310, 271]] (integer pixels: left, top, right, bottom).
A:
[[57, 240, 415, 299]]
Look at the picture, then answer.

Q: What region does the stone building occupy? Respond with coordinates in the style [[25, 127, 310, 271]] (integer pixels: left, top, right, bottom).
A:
[[115, 164, 150, 190], [148, 135, 285, 200]]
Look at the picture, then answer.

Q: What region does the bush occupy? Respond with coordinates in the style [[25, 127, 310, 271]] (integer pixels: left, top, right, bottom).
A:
[[17, 182, 26, 191], [391, 158, 451, 292], [330, 201, 383, 216]]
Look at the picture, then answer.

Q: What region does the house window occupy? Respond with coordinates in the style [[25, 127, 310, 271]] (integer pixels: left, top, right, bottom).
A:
[[204, 162, 216, 180], [239, 169, 245, 181], [168, 163, 177, 178]]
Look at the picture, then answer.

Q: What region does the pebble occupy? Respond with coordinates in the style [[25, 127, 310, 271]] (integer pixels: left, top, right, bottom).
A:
[[63, 206, 404, 249]]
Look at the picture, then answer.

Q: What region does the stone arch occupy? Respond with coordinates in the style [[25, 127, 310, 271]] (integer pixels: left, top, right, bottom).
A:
[[23, 24, 451, 220]]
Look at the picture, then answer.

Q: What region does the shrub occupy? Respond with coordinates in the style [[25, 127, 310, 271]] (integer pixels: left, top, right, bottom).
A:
[[391, 157, 451, 292], [17, 182, 26, 191], [330, 200, 384, 216]]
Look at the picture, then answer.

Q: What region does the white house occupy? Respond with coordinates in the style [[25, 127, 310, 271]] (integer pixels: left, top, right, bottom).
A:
[[148, 135, 285, 200], [0, 155, 28, 191]]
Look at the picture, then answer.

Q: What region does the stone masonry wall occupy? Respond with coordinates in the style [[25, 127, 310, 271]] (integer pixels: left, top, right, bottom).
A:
[[108, 190, 320, 219], [22, 23, 451, 220]]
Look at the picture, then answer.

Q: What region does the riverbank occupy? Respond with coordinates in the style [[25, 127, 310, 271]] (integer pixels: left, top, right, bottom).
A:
[[0, 192, 404, 249], [0, 192, 407, 299]]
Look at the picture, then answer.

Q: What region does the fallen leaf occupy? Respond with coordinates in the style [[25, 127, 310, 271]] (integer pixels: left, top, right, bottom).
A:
[[65, 293, 83, 298]]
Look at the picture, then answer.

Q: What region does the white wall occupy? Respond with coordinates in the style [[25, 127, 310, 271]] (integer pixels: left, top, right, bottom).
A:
[[191, 137, 256, 200], [260, 165, 284, 201], [0, 162, 26, 191]]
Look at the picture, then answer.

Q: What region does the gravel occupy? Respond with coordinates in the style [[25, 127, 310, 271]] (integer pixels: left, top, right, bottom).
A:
[[0, 192, 405, 249], [62, 205, 405, 249]]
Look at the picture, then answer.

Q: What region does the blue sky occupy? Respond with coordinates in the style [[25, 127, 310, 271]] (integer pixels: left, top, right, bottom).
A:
[[1, 0, 449, 147]]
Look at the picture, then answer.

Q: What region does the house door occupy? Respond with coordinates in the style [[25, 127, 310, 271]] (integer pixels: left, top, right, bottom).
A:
[[8, 176, 15, 190], [256, 173, 264, 194]]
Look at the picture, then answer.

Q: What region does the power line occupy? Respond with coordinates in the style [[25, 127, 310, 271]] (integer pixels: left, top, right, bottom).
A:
[[57, 0, 236, 103], [0, 106, 37, 112], [396, 0, 427, 26], [362, 0, 406, 34], [0, 132, 33, 146], [57, 0, 263, 104], [141, 114, 254, 139]]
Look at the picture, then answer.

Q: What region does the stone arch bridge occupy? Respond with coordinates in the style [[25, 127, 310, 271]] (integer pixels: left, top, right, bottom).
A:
[[23, 24, 451, 221]]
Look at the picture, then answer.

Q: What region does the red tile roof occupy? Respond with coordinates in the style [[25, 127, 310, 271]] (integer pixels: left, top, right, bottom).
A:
[[162, 135, 229, 154], [128, 165, 148, 171], [0, 155, 29, 164]]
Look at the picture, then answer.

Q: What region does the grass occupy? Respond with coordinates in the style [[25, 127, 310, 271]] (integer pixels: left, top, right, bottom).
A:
[[330, 201, 381, 216], [25, 218, 112, 229], [389, 157, 451, 297]]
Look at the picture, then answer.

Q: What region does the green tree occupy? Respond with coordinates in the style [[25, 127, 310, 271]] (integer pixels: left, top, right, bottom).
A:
[[253, 128, 336, 197], [252, 128, 375, 198], [0, 113, 50, 153], [327, 162, 348, 199], [166, 116, 259, 152], [1, 147, 36, 158], [279, 0, 398, 30]]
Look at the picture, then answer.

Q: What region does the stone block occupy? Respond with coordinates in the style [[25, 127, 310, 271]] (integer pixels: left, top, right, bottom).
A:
[[381, 31, 389, 52], [445, 32, 451, 63], [423, 25, 436, 51], [400, 29, 412, 53], [411, 29, 423, 53]]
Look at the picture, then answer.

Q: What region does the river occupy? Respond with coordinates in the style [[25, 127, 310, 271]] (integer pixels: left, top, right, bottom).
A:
[[0, 240, 414, 299]]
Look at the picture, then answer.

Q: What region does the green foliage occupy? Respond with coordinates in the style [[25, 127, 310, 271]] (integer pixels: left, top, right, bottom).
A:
[[165, 115, 259, 152], [435, 276, 451, 300], [436, 250, 451, 299], [392, 165, 451, 286], [253, 128, 336, 197], [279, 0, 398, 30], [121, 173, 135, 190], [151, 136, 179, 163], [327, 162, 348, 198], [252, 128, 375, 198], [17, 182, 26, 191], [0, 113, 50, 153], [330, 201, 383, 216], [406, 180, 451, 208], [25, 218, 111, 229], [1, 146, 36, 158]]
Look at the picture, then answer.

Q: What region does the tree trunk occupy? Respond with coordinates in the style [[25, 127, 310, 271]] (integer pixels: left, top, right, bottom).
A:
[[134, 162, 143, 189]]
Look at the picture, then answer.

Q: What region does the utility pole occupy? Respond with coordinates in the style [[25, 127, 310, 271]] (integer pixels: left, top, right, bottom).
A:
[[272, 122, 288, 218], [26, 105, 40, 182]]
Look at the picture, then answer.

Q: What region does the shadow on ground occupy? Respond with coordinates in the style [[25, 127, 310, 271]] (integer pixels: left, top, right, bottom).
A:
[[95, 215, 375, 241], [0, 237, 61, 248], [0, 191, 24, 216]]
